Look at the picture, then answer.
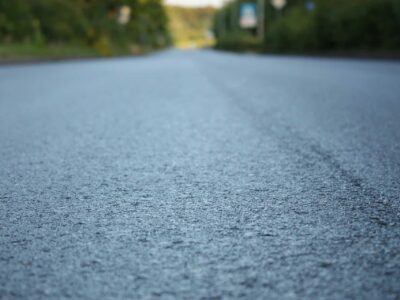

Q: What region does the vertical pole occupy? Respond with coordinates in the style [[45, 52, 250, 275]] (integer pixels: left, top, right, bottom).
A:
[[230, 2, 236, 32], [219, 10, 225, 37], [257, 0, 265, 41]]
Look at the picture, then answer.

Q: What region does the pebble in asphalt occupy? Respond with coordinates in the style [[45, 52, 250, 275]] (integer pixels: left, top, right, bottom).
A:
[[0, 50, 400, 299]]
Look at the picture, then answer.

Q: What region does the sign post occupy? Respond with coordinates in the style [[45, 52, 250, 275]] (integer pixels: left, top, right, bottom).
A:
[[257, 0, 265, 40]]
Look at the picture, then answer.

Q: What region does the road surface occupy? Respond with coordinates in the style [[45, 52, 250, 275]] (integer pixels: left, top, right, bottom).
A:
[[1, 50, 399, 299]]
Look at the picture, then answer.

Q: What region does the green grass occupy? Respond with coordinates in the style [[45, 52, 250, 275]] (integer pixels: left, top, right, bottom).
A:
[[215, 32, 263, 52], [0, 43, 99, 61], [0, 43, 161, 62]]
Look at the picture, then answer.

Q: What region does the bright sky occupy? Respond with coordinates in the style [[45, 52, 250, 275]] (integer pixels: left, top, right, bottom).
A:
[[164, 0, 224, 7]]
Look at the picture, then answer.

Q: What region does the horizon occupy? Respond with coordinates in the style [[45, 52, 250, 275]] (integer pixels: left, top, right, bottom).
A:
[[164, 0, 224, 7]]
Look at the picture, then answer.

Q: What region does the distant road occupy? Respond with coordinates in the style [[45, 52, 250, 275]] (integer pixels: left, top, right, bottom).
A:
[[1, 50, 399, 299]]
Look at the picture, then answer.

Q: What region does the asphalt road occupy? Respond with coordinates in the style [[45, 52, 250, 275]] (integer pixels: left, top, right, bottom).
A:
[[1, 50, 400, 299]]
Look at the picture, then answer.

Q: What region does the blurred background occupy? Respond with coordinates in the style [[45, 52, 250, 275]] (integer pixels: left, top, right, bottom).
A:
[[0, 0, 170, 59], [0, 0, 399, 60], [0, 0, 215, 60], [214, 0, 400, 55]]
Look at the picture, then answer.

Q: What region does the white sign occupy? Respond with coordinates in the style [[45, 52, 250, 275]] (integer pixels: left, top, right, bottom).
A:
[[240, 3, 257, 28]]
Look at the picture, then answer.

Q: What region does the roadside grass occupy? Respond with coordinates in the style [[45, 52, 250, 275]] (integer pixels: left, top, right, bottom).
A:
[[0, 43, 100, 61], [214, 33, 263, 52], [0, 43, 158, 63]]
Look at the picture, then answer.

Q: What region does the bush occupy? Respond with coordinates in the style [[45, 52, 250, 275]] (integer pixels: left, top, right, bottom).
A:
[[215, 31, 262, 51], [266, 7, 316, 52], [214, 0, 400, 54], [0, 0, 171, 56], [312, 0, 399, 51]]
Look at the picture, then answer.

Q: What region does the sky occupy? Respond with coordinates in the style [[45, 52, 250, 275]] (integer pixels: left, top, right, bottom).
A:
[[164, 0, 224, 7]]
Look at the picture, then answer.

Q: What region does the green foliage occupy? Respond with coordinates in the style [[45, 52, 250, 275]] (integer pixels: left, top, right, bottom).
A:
[[214, 0, 400, 54], [311, 0, 400, 51], [213, 1, 244, 40], [0, 0, 171, 56], [213, 0, 261, 50], [266, 6, 316, 52]]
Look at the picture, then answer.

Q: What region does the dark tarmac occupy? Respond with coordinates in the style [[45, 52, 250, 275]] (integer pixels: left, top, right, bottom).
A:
[[1, 50, 399, 299]]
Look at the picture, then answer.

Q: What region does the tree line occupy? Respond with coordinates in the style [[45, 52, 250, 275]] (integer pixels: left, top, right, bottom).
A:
[[0, 0, 171, 55], [167, 6, 215, 48], [213, 0, 400, 54]]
